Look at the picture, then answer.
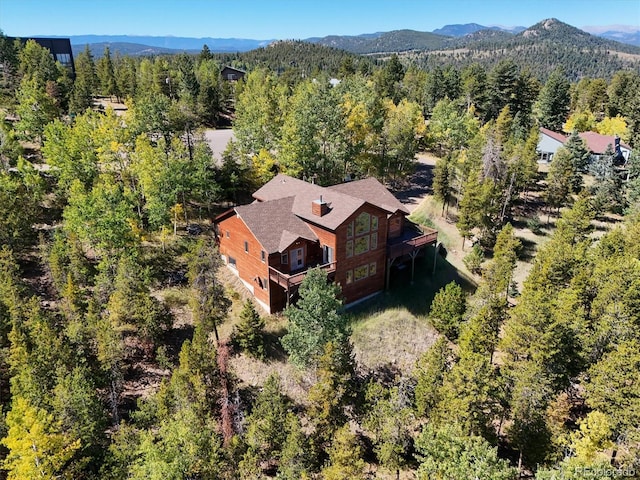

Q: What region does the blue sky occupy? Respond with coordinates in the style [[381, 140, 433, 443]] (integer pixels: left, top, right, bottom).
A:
[[1, 0, 639, 39]]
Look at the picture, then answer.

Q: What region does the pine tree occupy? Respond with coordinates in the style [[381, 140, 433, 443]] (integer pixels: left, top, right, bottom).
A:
[[535, 67, 571, 132], [2, 397, 80, 480], [414, 337, 452, 418], [281, 268, 346, 368], [233, 299, 265, 359], [307, 341, 357, 447], [364, 381, 415, 479], [428, 281, 466, 340], [320, 424, 366, 480]]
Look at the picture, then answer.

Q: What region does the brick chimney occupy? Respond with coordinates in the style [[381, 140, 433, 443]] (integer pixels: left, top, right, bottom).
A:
[[312, 195, 329, 216]]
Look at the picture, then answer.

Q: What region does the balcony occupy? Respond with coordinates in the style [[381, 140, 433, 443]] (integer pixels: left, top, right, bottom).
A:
[[269, 261, 337, 291], [387, 226, 438, 260]]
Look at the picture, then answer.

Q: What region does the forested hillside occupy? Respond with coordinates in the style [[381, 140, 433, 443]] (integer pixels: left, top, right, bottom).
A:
[[312, 18, 640, 80], [0, 30, 639, 479]]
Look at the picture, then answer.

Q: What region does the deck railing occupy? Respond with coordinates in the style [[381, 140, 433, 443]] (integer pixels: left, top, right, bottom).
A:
[[269, 261, 337, 290], [387, 228, 438, 259]]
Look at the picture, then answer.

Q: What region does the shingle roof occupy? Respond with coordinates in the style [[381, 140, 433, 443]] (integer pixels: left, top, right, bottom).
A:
[[540, 127, 632, 155], [328, 177, 410, 215], [253, 174, 366, 230], [540, 127, 567, 144], [243, 174, 410, 250], [578, 131, 631, 155], [235, 196, 318, 254]]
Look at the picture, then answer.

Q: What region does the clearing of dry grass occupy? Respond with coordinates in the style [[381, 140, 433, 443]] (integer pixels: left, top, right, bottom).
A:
[[350, 307, 438, 373]]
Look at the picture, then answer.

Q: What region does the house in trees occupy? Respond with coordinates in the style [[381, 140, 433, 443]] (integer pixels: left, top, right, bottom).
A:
[[214, 174, 438, 313], [537, 128, 567, 163], [9, 36, 75, 76], [220, 66, 246, 81], [537, 127, 632, 164]]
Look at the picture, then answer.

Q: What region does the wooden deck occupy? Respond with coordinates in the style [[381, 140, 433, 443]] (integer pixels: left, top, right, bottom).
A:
[[269, 262, 337, 290], [387, 227, 438, 259]]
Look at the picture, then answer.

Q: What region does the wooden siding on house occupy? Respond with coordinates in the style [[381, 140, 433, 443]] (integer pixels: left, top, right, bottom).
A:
[[217, 213, 271, 309], [326, 203, 389, 304], [214, 175, 437, 313]]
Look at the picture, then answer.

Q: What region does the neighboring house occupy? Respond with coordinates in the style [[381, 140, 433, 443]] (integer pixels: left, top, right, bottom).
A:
[[214, 174, 437, 313], [537, 127, 567, 163], [220, 66, 246, 81], [8, 37, 75, 76], [578, 131, 632, 163], [537, 127, 632, 164]]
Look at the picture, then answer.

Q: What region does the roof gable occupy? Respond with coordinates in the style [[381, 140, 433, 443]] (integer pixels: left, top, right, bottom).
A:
[[235, 196, 318, 253], [253, 174, 367, 230], [328, 177, 410, 215], [539, 127, 567, 144], [578, 131, 631, 154], [253, 174, 409, 229]]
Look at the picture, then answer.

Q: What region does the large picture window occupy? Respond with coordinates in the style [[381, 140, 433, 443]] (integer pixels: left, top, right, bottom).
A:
[[346, 240, 353, 258], [370, 232, 378, 250], [354, 235, 370, 255], [354, 264, 369, 281], [371, 215, 378, 231], [355, 212, 371, 236]]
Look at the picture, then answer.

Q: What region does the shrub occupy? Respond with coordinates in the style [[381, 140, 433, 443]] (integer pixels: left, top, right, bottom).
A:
[[526, 216, 543, 235], [463, 245, 484, 275]]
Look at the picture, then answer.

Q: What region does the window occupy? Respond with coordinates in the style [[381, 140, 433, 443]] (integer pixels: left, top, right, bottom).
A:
[[346, 270, 353, 284], [369, 262, 377, 276], [346, 222, 354, 239], [262, 277, 268, 290], [226, 230, 230, 238], [291, 248, 304, 269], [354, 235, 370, 255], [346, 240, 353, 258], [370, 232, 378, 250], [355, 212, 370, 236], [228, 256, 237, 268], [371, 216, 378, 231], [281, 252, 288, 264], [354, 264, 369, 281], [261, 250, 266, 262], [244, 241, 249, 253]]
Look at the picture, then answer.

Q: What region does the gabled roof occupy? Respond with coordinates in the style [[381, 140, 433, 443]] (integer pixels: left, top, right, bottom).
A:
[[539, 127, 567, 144], [539, 127, 632, 155], [235, 196, 318, 254], [253, 174, 367, 230], [328, 177, 410, 215], [578, 131, 631, 154]]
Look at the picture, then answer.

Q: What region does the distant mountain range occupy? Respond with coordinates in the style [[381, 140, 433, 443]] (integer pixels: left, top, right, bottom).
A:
[[41, 20, 636, 59], [432, 23, 526, 37]]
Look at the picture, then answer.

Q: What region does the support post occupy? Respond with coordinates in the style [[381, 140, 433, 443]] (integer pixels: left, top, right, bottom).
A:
[[385, 257, 395, 290], [432, 242, 440, 276], [409, 250, 420, 283]]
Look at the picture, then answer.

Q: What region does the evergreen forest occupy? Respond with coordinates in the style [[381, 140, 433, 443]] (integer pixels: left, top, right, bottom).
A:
[[0, 26, 639, 479]]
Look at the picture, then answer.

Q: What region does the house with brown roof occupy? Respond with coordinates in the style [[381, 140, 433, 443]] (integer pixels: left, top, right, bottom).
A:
[[214, 174, 437, 313], [537, 127, 632, 164]]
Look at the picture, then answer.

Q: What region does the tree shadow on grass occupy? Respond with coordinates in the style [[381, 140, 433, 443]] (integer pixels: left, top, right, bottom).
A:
[[262, 327, 288, 362], [517, 237, 538, 262]]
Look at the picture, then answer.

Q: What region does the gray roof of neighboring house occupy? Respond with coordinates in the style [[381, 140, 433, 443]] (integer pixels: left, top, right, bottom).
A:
[[235, 196, 318, 254]]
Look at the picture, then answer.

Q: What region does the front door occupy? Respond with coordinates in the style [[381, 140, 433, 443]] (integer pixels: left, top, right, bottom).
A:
[[290, 247, 304, 270]]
